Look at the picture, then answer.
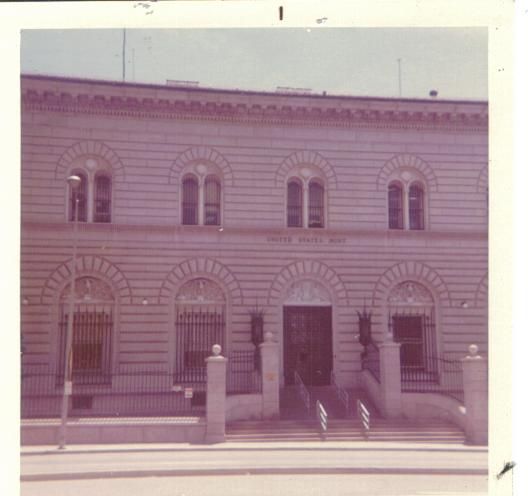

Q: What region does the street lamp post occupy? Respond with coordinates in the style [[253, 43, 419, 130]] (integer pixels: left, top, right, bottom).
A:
[[58, 175, 81, 449]]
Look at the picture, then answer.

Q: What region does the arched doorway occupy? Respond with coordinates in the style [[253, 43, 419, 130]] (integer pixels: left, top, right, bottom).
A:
[[283, 280, 333, 386]]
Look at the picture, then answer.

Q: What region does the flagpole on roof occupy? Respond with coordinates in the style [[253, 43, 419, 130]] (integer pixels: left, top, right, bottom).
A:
[[122, 29, 126, 82]]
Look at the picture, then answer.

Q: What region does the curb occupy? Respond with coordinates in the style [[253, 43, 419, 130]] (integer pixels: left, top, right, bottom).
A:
[[21, 466, 489, 482], [21, 445, 488, 457]]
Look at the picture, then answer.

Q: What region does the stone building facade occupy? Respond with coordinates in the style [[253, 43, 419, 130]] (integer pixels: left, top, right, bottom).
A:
[[20, 75, 488, 416]]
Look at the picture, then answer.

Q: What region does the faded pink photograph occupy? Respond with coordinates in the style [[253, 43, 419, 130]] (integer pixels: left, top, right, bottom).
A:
[[20, 28, 488, 496]]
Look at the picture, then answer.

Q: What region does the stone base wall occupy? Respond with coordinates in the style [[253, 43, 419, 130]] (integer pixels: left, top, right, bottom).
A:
[[21, 418, 206, 445]]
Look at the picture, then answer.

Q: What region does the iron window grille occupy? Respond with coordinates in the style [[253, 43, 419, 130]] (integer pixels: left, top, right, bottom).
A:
[[388, 183, 404, 229], [308, 182, 324, 228], [182, 177, 199, 225], [287, 181, 303, 227], [204, 177, 221, 226], [409, 184, 425, 230], [174, 305, 225, 383], [94, 174, 111, 223], [69, 171, 88, 222], [58, 304, 113, 384]]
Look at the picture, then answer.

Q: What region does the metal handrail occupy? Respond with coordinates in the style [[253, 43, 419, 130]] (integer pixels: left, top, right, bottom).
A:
[[294, 370, 311, 413], [316, 400, 328, 433], [357, 399, 370, 439], [331, 370, 350, 417]]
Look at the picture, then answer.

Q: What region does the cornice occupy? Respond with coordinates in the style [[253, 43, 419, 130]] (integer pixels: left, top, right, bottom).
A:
[[21, 87, 488, 132]]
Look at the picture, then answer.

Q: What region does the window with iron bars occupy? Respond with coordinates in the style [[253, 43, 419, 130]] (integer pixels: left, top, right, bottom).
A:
[[388, 183, 403, 229], [308, 182, 324, 228], [58, 305, 113, 384], [181, 174, 222, 226], [174, 305, 225, 383], [182, 177, 199, 225], [286, 177, 325, 228], [387, 180, 426, 230], [68, 169, 112, 223], [287, 181, 303, 227], [389, 310, 438, 382], [408, 184, 425, 230], [93, 173, 112, 223], [204, 177, 221, 226]]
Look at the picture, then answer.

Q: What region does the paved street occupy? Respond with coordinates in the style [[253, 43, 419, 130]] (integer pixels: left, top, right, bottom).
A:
[[21, 473, 488, 496], [21, 441, 487, 481]]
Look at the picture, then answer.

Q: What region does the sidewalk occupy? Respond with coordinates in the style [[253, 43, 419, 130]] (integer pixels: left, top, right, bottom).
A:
[[21, 440, 488, 481]]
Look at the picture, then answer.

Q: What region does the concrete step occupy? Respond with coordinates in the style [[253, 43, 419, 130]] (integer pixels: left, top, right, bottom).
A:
[[226, 419, 465, 443]]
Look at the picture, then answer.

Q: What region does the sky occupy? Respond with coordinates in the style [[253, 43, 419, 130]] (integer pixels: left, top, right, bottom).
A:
[[20, 28, 487, 100]]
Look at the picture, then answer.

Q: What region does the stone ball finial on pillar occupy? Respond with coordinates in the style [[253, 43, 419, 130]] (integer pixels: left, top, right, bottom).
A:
[[264, 331, 273, 343], [467, 344, 481, 358], [212, 344, 222, 356]]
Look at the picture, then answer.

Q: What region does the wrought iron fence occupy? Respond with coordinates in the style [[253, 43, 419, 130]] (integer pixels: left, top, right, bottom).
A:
[[361, 341, 381, 383], [21, 366, 206, 419], [401, 354, 464, 403], [227, 350, 262, 394]]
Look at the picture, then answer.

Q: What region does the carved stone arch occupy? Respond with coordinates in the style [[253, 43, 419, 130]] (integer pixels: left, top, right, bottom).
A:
[[159, 258, 242, 306], [41, 255, 132, 305], [55, 140, 125, 181], [372, 261, 450, 308], [275, 150, 338, 190], [169, 147, 234, 187], [267, 260, 348, 307], [477, 166, 488, 193], [474, 272, 488, 308], [376, 154, 438, 192]]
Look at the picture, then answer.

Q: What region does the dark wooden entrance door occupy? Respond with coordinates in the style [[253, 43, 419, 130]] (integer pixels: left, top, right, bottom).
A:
[[283, 306, 332, 386], [392, 315, 424, 368]]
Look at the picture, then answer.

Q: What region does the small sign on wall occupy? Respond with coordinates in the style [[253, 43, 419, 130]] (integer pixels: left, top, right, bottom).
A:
[[265, 372, 276, 381], [184, 387, 193, 399], [172, 385, 182, 392]]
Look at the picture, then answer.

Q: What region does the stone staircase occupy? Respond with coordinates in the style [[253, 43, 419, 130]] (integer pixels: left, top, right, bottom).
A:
[[225, 418, 466, 443], [226, 386, 465, 444]]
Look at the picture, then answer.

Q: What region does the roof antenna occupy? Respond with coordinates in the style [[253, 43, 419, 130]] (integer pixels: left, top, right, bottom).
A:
[[122, 29, 126, 82], [397, 58, 402, 98]]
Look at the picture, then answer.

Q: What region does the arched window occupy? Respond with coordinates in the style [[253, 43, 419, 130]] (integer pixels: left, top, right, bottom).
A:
[[175, 278, 226, 382], [287, 180, 303, 227], [94, 173, 112, 223], [182, 177, 199, 225], [308, 181, 325, 228], [204, 176, 221, 226], [180, 164, 223, 226], [67, 157, 113, 223], [285, 167, 326, 228], [408, 183, 424, 230], [58, 277, 114, 383], [387, 172, 427, 230], [69, 170, 88, 222], [388, 182, 403, 229]]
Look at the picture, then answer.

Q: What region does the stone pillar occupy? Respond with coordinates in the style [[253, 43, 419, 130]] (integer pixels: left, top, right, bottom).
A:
[[461, 344, 488, 445], [205, 344, 228, 443], [379, 341, 403, 418], [260, 331, 280, 419]]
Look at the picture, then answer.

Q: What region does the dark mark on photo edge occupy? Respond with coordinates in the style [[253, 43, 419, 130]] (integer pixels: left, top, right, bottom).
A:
[[496, 461, 515, 479]]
